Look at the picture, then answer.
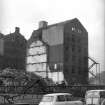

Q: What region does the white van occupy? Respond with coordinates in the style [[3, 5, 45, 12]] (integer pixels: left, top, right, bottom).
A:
[[85, 89, 105, 105], [39, 93, 83, 105]]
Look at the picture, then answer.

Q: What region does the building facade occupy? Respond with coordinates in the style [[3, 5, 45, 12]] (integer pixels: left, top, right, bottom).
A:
[[27, 39, 48, 78], [0, 33, 4, 56], [27, 18, 88, 85], [0, 33, 4, 69], [0, 27, 27, 70]]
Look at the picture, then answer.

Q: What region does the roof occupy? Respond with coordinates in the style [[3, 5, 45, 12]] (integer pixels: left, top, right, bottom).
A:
[[38, 18, 77, 30], [32, 18, 87, 34], [5, 32, 26, 40], [28, 18, 88, 43], [44, 18, 87, 32], [87, 89, 105, 92], [44, 93, 72, 96]]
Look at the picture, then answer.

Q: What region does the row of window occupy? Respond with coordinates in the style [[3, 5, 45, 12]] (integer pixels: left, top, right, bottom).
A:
[[65, 64, 87, 75], [65, 53, 87, 63], [72, 56, 87, 61], [72, 27, 82, 34], [66, 67, 87, 75], [48, 63, 63, 71], [65, 45, 83, 53], [71, 66, 87, 74], [65, 35, 82, 44], [72, 46, 82, 52], [65, 33, 88, 48]]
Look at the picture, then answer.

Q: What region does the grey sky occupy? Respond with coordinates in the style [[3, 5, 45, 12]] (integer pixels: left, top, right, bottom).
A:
[[0, 0, 105, 73]]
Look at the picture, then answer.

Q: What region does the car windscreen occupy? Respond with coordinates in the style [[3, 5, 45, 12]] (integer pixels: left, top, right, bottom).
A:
[[86, 91, 99, 98], [41, 96, 54, 102]]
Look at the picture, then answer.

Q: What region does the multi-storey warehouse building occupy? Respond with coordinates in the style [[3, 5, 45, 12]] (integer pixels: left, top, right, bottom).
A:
[[27, 18, 88, 85]]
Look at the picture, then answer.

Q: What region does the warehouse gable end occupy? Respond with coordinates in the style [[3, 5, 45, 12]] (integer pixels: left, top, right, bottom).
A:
[[27, 18, 88, 84]]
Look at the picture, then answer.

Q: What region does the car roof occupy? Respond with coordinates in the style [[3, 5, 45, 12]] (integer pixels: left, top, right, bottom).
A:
[[44, 93, 72, 96], [87, 90, 105, 92], [14, 103, 29, 105]]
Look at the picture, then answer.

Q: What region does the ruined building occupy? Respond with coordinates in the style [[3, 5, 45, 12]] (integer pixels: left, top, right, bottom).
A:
[[0, 27, 27, 70], [26, 18, 88, 85]]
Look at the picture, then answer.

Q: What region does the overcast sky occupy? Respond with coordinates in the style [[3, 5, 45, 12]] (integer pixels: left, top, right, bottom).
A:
[[0, 0, 105, 73]]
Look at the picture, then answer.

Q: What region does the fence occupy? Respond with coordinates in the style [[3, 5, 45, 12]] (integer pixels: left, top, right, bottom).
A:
[[0, 85, 105, 94], [0, 85, 105, 104], [0, 94, 42, 105]]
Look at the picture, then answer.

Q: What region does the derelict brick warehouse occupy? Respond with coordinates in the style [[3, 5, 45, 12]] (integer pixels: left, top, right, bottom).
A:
[[26, 18, 88, 85]]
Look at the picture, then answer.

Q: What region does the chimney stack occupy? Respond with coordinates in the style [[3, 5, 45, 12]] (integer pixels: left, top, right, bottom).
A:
[[39, 21, 48, 29], [15, 27, 20, 33]]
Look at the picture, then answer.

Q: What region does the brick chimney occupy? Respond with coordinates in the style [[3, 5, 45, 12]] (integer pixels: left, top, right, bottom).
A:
[[15, 27, 20, 33], [39, 21, 48, 29]]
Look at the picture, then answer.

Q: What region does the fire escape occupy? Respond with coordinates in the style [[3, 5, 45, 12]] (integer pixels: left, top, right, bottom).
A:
[[88, 56, 100, 84]]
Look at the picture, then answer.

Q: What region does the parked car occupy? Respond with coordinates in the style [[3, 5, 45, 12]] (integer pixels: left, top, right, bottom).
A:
[[39, 93, 83, 105], [85, 89, 105, 105]]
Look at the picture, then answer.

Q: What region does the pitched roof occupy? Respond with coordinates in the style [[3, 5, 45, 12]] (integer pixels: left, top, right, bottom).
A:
[[32, 18, 87, 34], [45, 18, 87, 33]]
